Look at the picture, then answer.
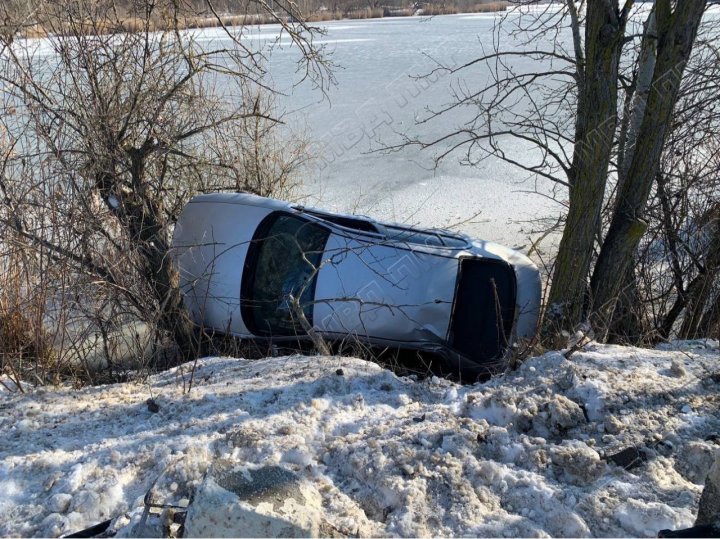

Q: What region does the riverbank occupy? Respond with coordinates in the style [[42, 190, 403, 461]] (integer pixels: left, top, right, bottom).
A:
[[14, 2, 509, 38], [2, 342, 717, 536]]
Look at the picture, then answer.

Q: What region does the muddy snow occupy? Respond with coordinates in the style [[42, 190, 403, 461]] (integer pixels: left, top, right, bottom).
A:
[[1, 342, 719, 537]]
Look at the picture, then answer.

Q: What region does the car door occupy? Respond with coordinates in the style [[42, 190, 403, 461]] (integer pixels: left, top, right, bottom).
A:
[[312, 233, 460, 346]]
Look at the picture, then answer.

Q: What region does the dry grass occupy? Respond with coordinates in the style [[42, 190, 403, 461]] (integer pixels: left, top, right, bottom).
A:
[[306, 10, 344, 22], [14, 0, 509, 38], [420, 4, 459, 16], [21, 24, 49, 38], [181, 13, 281, 29], [468, 2, 509, 13], [0, 253, 58, 390], [420, 2, 508, 16], [345, 7, 386, 19], [16, 17, 154, 37], [17, 12, 283, 38], [0, 311, 55, 391], [384, 8, 415, 17]]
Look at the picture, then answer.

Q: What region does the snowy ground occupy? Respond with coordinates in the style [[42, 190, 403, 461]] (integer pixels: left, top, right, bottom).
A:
[[1, 342, 719, 538]]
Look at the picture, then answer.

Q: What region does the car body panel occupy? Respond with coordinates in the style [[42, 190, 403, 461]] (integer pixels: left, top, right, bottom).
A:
[[172, 194, 285, 335], [314, 234, 459, 344]]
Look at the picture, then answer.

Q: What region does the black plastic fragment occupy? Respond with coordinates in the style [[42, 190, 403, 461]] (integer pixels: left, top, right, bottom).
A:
[[657, 524, 720, 538], [146, 398, 160, 413], [605, 446, 648, 470], [63, 519, 113, 538]]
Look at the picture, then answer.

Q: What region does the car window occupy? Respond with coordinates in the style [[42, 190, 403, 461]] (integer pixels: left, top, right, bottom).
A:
[[438, 234, 468, 248], [385, 225, 467, 248], [386, 226, 444, 246], [302, 209, 380, 233], [243, 214, 329, 336]]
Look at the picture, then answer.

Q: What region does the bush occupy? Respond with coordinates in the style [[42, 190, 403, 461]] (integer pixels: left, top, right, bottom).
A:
[[0, 0, 327, 387], [0, 252, 57, 389]]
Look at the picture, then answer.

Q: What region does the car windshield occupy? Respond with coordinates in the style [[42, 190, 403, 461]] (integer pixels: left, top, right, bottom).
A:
[[243, 214, 330, 336]]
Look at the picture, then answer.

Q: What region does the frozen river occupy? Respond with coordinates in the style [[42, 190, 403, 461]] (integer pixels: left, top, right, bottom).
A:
[[256, 13, 565, 248], [14, 7, 720, 249]]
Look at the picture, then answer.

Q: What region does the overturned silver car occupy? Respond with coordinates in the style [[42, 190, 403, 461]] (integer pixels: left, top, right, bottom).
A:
[[172, 193, 541, 381]]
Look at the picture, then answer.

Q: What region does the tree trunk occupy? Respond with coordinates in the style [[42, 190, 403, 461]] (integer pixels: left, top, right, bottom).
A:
[[698, 293, 720, 340], [543, 1, 629, 344], [659, 207, 720, 339], [591, 217, 648, 330], [618, 8, 657, 185], [679, 211, 720, 339], [606, 264, 645, 344], [590, 0, 706, 339], [131, 206, 199, 362], [678, 270, 715, 338], [100, 153, 200, 362]]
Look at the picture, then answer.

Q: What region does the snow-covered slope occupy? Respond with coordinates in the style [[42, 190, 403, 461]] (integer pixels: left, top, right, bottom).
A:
[[1, 343, 718, 537]]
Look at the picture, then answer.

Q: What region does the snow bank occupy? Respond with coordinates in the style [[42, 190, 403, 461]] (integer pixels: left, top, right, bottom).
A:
[[1, 344, 718, 537]]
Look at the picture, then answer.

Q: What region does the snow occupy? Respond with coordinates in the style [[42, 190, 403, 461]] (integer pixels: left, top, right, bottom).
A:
[[1, 344, 718, 537]]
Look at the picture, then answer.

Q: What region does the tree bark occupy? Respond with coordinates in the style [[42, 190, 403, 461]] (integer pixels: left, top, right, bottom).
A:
[[98, 153, 200, 362], [543, 1, 630, 344], [679, 210, 720, 339], [698, 292, 720, 340], [606, 264, 645, 344], [617, 7, 656, 185], [590, 0, 706, 339], [658, 208, 720, 339]]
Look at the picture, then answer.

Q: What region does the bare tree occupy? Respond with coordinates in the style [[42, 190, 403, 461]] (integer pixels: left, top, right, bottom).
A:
[[644, 83, 720, 342], [0, 0, 329, 379], [388, 1, 713, 345], [589, 0, 707, 336]]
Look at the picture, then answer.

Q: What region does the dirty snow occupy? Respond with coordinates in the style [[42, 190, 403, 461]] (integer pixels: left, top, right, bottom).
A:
[[1, 343, 719, 537]]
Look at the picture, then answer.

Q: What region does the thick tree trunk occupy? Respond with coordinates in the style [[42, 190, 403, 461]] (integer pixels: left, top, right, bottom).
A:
[[99, 153, 200, 362], [146, 239, 199, 361], [543, 1, 629, 344], [679, 211, 720, 339], [660, 293, 687, 340], [678, 271, 715, 338], [590, 217, 648, 329], [129, 202, 199, 361], [618, 8, 656, 185], [590, 0, 706, 339]]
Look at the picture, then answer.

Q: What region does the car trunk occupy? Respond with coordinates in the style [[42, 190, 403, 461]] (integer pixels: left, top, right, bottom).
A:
[[449, 258, 517, 366]]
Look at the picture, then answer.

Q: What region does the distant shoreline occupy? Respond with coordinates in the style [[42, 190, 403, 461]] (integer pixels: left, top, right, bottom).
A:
[[195, 2, 510, 26], [17, 2, 509, 38]]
